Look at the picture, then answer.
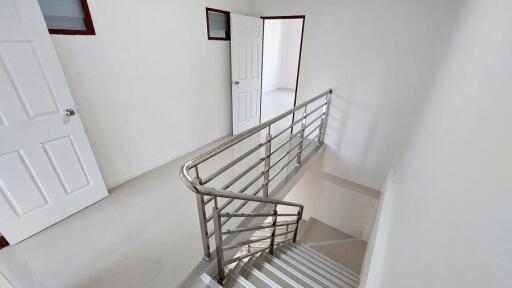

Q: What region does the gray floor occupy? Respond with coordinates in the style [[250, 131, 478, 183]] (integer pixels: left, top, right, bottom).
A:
[[0, 137, 233, 288], [0, 132, 372, 287]]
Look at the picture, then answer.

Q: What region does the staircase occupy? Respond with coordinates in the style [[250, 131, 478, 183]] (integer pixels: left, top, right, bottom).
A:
[[180, 89, 335, 286], [200, 242, 360, 288]]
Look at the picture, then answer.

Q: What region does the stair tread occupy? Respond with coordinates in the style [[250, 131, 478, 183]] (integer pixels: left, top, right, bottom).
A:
[[261, 252, 324, 288], [273, 249, 343, 288], [238, 258, 280, 288], [279, 245, 359, 286], [290, 243, 360, 277], [251, 254, 304, 288], [209, 243, 361, 288]]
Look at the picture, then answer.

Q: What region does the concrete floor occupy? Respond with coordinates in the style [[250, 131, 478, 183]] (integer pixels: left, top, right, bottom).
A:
[[261, 88, 296, 123], [0, 137, 234, 288], [0, 131, 376, 287], [261, 88, 296, 135]]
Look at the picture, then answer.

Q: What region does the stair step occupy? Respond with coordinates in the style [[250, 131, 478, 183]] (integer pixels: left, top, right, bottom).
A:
[[252, 255, 304, 288], [205, 243, 361, 288], [261, 253, 323, 288], [239, 258, 280, 288], [280, 245, 359, 287], [289, 243, 359, 279], [273, 249, 341, 288], [226, 267, 256, 288]]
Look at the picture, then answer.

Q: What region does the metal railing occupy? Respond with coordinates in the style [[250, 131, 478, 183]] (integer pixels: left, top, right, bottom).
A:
[[180, 89, 332, 283]]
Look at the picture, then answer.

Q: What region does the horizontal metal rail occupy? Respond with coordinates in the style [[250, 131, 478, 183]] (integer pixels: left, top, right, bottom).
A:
[[224, 246, 270, 266], [220, 212, 298, 218], [182, 89, 331, 169], [223, 234, 274, 251]]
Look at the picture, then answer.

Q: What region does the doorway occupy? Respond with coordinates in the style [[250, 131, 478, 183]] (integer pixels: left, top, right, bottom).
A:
[[260, 16, 305, 127]]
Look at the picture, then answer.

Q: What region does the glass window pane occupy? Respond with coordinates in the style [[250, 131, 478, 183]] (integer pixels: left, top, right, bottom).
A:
[[38, 0, 87, 31], [208, 11, 228, 39]]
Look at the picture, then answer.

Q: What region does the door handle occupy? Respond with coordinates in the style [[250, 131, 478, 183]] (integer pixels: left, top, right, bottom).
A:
[[65, 108, 76, 116], [232, 81, 240, 85]]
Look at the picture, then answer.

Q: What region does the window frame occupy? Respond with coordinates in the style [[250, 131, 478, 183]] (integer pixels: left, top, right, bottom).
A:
[[205, 7, 230, 41], [47, 0, 96, 35]]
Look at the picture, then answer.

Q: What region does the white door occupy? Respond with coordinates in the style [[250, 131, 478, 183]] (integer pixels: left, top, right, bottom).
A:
[[230, 14, 263, 135], [0, 0, 108, 244]]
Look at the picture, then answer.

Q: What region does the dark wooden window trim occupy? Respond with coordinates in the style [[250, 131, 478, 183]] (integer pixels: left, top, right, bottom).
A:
[[206, 7, 230, 41], [0, 236, 9, 250], [48, 0, 96, 35]]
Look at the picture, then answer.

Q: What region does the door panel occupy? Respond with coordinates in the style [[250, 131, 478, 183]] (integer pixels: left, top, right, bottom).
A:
[[0, 0, 108, 244], [231, 14, 263, 135], [43, 136, 90, 195], [0, 150, 49, 216]]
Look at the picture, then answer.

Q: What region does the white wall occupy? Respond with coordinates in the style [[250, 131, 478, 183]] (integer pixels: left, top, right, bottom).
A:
[[283, 147, 380, 241], [262, 20, 283, 91], [374, 0, 512, 287], [262, 19, 302, 92], [256, 0, 467, 190], [50, 0, 255, 188]]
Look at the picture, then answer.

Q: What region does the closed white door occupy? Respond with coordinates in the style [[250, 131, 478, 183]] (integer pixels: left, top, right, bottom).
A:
[[230, 13, 263, 135], [0, 0, 108, 244]]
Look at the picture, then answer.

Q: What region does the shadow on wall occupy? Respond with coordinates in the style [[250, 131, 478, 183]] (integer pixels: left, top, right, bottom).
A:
[[281, 147, 380, 241], [259, 0, 471, 190]]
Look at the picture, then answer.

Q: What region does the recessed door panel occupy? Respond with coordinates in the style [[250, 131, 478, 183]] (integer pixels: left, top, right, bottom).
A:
[[0, 150, 49, 216], [237, 44, 248, 80], [251, 46, 260, 79], [43, 136, 90, 195], [0, 42, 59, 120]]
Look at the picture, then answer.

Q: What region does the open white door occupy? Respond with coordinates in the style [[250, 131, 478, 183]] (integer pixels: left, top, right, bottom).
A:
[[230, 13, 263, 135], [0, 0, 108, 244]]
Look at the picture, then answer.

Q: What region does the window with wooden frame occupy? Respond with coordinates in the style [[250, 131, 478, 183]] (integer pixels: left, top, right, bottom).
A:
[[38, 0, 96, 35], [206, 7, 230, 40]]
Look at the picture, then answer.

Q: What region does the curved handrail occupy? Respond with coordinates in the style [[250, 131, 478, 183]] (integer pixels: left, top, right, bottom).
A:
[[180, 170, 303, 208]]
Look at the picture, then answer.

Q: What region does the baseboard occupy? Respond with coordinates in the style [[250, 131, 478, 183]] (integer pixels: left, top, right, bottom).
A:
[[0, 236, 9, 249]]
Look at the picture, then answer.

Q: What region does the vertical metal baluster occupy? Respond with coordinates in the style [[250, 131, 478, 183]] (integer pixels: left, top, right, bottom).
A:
[[296, 107, 308, 166], [293, 206, 303, 243], [263, 127, 272, 198], [319, 89, 332, 144], [213, 198, 225, 284], [269, 205, 278, 255], [194, 166, 211, 260]]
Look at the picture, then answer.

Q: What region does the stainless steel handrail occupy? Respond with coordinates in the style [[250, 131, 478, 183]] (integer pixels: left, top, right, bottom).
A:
[[180, 89, 332, 284]]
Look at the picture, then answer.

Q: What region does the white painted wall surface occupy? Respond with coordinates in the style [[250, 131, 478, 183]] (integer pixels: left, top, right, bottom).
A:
[[50, 0, 255, 188], [282, 147, 380, 241], [262, 20, 283, 92], [256, 0, 467, 190], [278, 19, 302, 89], [375, 1, 512, 287], [262, 19, 302, 92]]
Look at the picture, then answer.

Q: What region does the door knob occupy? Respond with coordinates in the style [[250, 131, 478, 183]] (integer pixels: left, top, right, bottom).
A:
[[65, 108, 76, 116], [232, 80, 240, 85]]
